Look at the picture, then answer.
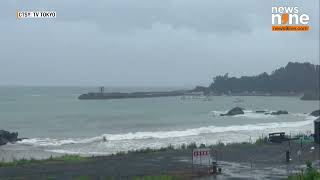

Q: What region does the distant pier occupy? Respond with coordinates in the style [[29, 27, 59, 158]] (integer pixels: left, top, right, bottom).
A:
[[78, 87, 203, 100]]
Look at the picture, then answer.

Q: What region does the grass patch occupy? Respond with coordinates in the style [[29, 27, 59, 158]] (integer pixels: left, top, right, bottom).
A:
[[0, 158, 38, 167], [70, 175, 181, 180], [74, 175, 93, 180], [0, 155, 87, 167], [255, 136, 269, 145], [132, 175, 182, 180], [119, 144, 179, 156], [186, 142, 197, 149], [216, 140, 225, 147], [288, 161, 320, 180], [52, 154, 87, 162], [112, 139, 273, 157]]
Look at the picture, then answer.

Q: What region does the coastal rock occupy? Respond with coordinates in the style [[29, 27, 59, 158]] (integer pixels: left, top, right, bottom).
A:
[[311, 110, 320, 117], [0, 130, 19, 146], [256, 110, 267, 113], [271, 110, 288, 115], [220, 107, 244, 116]]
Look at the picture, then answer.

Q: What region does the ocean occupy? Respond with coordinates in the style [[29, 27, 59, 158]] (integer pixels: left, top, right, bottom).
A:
[[0, 86, 318, 161]]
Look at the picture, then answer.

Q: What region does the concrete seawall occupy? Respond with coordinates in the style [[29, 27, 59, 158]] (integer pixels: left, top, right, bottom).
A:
[[78, 91, 201, 100]]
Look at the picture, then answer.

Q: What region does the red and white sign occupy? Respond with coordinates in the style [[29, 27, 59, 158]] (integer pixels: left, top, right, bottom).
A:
[[192, 148, 211, 165]]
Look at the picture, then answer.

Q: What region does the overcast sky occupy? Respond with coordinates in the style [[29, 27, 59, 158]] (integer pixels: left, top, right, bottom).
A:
[[0, 0, 319, 87]]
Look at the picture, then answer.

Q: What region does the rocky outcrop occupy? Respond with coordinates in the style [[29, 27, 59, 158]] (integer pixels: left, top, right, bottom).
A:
[[220, 107, 244, 116], [256, 110, 267, 113], [311, 110, 320, 117], [0, 130, 19, 146], [270, 110, 289, 115]]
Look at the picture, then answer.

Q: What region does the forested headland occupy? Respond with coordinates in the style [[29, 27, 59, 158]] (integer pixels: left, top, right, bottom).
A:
[[194, 62, 319, 100]]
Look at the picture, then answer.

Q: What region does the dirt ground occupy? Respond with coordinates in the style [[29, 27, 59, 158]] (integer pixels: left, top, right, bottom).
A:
[[0, 142, 319, 180]]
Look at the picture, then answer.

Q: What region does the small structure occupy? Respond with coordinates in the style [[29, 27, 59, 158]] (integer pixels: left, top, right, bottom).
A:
[[192, 148, 211, 165], [99, 87, 104, 94], [192, 148, 218, 176], [314, 118, 320, 144], [269, 132, 289, 143]]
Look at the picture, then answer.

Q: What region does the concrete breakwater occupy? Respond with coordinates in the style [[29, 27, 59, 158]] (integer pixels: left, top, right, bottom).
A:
[[78, 90, 201, 100]]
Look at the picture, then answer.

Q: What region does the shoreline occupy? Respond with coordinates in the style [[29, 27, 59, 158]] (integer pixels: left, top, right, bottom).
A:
[[1, 112, 317, 161]]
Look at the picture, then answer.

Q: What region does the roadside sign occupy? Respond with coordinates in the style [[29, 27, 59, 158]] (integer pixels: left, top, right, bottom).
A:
[[192, 148, 211, 165]]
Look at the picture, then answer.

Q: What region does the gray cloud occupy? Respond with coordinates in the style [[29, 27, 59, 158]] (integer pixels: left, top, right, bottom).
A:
[[0, 0, 318, 86]]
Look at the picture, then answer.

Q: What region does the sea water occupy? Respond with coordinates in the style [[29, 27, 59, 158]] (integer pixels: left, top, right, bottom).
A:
[[0, 86, 318, 160]]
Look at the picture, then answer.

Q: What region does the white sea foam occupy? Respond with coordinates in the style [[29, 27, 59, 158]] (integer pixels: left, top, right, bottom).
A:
[[18, 115, 317, 147], [45, 149, 81, 154], [19, 138, 78, 146], [210, 109, 271, 118], [210, 109, 310, 119], [234, 112, 274, 119], [18, 137, 102, 146], [46, 149, 106, 155], [209, 110, 226, 117]]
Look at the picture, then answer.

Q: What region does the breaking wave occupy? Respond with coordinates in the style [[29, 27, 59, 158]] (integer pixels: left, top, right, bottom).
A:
[[209, 109, 309, 119], [18, 137, 102, 146], [46, 149, 107, 155], [18, 115, 317, 147]]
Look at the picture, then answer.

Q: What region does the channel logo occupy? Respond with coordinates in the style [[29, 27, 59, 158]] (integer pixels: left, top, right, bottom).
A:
[[16, 11, 56, 19], [271, 6, 310, 32]]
